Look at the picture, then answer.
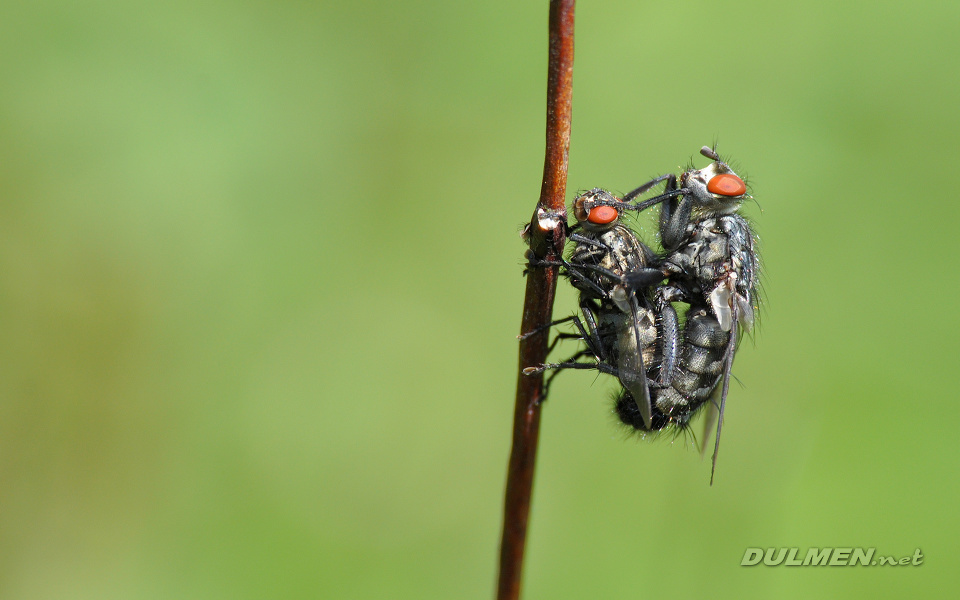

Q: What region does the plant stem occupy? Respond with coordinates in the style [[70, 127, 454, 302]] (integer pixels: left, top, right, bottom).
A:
[[496, 2, 575, 599]]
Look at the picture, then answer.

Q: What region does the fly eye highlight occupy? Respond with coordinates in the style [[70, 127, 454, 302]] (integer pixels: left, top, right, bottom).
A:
[[587, 205, 619, 225], [706, 173, 746, 197]]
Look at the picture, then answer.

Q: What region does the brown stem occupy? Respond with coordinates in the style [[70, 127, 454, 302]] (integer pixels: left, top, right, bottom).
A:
[[496, 2, 575, 600]]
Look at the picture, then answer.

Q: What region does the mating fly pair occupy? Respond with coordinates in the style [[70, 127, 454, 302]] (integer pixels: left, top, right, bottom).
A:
[[525, 146, 760, 482]]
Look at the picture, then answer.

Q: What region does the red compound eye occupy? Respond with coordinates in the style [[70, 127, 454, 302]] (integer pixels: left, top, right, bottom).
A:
[[588, 205, 618, 224], [707, 173, 746, 196]]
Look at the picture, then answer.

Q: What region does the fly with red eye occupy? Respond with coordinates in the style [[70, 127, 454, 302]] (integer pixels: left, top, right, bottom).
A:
[[523, 185, 680, 430], [619, 146, 761, 483]]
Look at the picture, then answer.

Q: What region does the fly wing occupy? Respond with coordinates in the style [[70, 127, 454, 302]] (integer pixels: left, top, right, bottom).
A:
[[699, 395, 719, 457], [615, 294, 652, 429], [709, 304, 738, 485]]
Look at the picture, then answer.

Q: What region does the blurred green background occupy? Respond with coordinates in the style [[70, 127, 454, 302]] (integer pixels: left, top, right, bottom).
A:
[[1, 0, 956, 598]]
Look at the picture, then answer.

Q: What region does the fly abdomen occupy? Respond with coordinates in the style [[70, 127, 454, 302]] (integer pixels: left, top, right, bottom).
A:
[[684, 309, 731, 348], [682, 345, 726, 376]]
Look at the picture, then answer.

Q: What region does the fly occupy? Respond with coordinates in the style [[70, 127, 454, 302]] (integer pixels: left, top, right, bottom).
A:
[[624, 146, 760, 482], [524, 183, 678, 429]]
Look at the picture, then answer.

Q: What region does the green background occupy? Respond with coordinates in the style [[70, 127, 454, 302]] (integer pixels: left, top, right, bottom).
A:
[[1, 1, 956, 598]]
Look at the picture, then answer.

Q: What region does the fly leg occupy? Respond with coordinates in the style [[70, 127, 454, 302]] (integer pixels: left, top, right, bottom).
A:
[[655, 295, 679, 388], [524, 254, 626, 300], [521, 301, 611, 400], [661, 185, 695, 251], [653, 284, 691, 389], [622, 174, 685, 215]]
